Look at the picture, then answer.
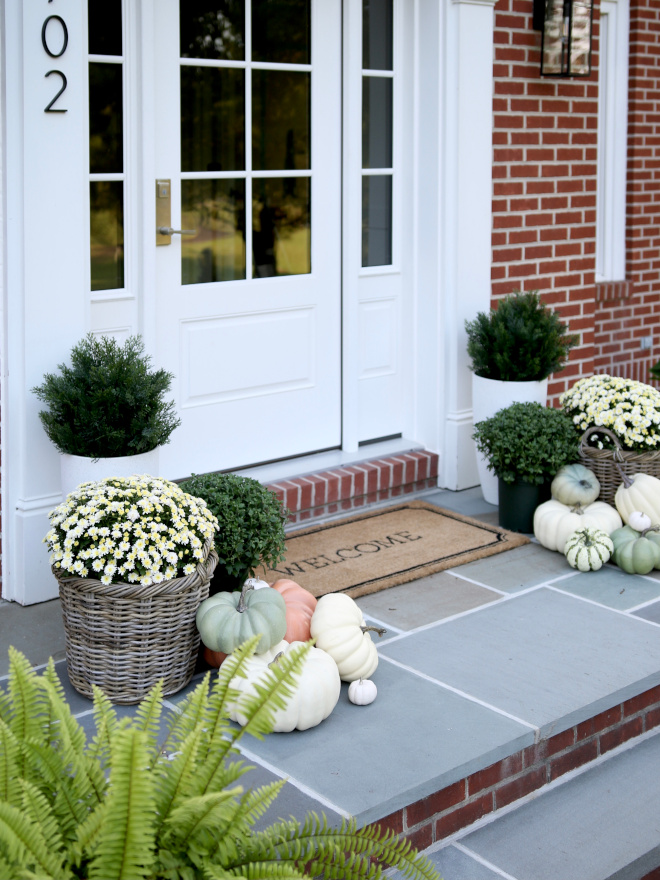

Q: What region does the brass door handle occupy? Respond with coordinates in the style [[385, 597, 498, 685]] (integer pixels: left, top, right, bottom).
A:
[[157, 226, 197, 236]]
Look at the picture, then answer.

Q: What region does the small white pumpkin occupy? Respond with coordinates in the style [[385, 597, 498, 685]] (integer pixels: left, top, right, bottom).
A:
[[310, 593, 386, 682], [348, 678, 377, 706], [249, 577, 271, 590], [615, 472, 660, 526], [551, 463, 600, 506], [228, 640, 341, 732], [564, 527, 614, 572], [533, 499, 622, 553], [628, 510, 653, 532]]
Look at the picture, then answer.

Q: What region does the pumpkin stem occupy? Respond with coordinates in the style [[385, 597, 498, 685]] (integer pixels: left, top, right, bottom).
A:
[[641, 526, 660, 538], [360, 625, 387, 637], [613, 461, 634, 490], [570, 503, 586, 514], [268, 651, 285, 668], [237, 580, 255, 613]]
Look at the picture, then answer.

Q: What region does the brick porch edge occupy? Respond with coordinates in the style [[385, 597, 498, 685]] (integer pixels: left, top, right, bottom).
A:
[[370, 684, 660, 851], [264, 450, 439, 525]]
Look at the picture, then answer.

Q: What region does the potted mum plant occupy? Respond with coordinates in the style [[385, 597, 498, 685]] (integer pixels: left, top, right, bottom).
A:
[[179, 471, 289, 594], [45, 474, 219, 702], [33, 333, 181, 496], [466, 290, 577, 504], [561, 373, 660, 504], [472, 401, 579, 532]]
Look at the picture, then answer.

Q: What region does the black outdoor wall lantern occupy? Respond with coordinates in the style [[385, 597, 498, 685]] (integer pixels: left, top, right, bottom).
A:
[[533, 0, 594, 77]]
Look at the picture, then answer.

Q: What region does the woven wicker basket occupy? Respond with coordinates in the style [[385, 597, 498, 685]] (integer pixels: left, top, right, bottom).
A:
[[54, 543, 218, 704], [579, 426, 660, 506]]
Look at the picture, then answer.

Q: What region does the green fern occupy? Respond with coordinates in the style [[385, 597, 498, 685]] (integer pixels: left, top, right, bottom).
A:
[[0, 644, 442, 880]]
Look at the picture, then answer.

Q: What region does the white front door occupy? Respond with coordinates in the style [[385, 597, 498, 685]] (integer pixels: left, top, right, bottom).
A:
[[152, 0, 342, 477]]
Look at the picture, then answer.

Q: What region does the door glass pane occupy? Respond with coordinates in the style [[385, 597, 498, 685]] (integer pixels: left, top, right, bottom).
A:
[[253, 178, 310, 277], [362, 175, 392, 267], [252, 70, 310, 171], [90, 181, 124, 290], [182, 179, 246, 284], [363, 0, 393, 70], [88, 0, 122, 56], [252, 0, 310, 64], [181, 67, 245, 172], [89, 62, 123, 174], [180, 0, 245, 60], [362, 77, 392, 168]]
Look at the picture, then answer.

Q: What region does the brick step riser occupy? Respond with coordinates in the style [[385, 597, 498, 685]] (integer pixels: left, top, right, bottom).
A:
[[370, 683, 660, 852], [265, 451, 439, 525]]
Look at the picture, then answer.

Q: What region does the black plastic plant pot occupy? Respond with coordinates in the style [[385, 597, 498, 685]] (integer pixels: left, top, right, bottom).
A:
[[498, 477, 551, 533]]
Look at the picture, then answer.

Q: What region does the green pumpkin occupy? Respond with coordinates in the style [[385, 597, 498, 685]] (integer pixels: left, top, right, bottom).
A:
[[551, 463, 600, 507], [196, 578, 287, 654], [610, 525, 660, 575]]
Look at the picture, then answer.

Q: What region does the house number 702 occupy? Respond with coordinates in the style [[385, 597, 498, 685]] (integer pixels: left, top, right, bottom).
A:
[[42, 12, 68, 113]]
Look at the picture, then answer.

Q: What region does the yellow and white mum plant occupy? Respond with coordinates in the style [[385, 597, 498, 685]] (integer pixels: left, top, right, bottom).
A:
[[45, 475, 218, 585], [561, 374, 660, 451]]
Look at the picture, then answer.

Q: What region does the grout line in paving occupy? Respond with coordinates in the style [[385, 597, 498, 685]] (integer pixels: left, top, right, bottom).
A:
[[451, 843, 522, 880], [626, 596, 660, 615], [237, 743, 351, 819], [545, 582, 660, 622], [376, 653, 539, 735]]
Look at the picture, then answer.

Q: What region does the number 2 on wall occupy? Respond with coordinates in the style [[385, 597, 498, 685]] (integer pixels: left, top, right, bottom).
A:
[[44, 70, 67, 113], [42, 13, 68, 113]]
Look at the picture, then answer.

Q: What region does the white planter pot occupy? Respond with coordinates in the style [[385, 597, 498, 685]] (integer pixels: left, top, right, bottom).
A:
[[472, 374, 548, 506], [60, 448, 160, 498]]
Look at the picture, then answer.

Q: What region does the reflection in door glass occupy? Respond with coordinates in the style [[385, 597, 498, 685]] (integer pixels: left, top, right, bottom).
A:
[[362, 175, 392, 267], [90, 181, 124, 291], [181, 67, 245, 172], [362, 77, 392, 168], [180, 0, 245, 60], [252, 0, 310, 64], [252, 178, 310, 277], [88, 0, 122, 56], [89, 62, 123, 174], [252, 70, 310, 171], [182, 179, 246, 284], [363, 0, 393, 70]]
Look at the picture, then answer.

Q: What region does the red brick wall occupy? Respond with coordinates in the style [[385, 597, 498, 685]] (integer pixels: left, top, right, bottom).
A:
[[593, 0, 660, 386], [492, 0, 599, 403], [492, 0, 660, 401]]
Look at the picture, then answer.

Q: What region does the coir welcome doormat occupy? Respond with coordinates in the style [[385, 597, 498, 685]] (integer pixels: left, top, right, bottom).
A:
[[262, 501, 529, 599]]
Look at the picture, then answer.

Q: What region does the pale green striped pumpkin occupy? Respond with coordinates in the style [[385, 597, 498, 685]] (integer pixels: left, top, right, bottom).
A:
[[564, 527, 614, 572]]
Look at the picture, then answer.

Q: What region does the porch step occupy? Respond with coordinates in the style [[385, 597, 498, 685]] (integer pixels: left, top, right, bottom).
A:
[[417, 729, 660, 880], [263, 449, 439, 525]]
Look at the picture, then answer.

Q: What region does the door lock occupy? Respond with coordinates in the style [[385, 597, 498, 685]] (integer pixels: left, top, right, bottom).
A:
[[155, 179, 196, 245]]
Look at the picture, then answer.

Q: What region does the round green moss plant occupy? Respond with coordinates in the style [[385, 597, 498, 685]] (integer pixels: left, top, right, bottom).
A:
[[180, 471, 289, 586], [472, 402, 579, 486], [465, 290, 577, 381], [32, 333, 181, 458]]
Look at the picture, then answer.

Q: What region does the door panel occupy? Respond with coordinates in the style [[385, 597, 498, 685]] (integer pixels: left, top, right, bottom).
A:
[[154, 0, 341, 477]]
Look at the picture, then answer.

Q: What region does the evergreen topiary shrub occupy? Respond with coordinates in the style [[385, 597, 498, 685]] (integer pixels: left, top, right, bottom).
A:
[[179, 471, 289, 588], [465, 290, 577, 381], [32, 334, 181, 458]]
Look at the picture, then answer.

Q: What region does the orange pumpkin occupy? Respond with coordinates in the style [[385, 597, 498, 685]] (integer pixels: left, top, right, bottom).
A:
[[271, 579, 317, 642], [203, 646, 228, 668]]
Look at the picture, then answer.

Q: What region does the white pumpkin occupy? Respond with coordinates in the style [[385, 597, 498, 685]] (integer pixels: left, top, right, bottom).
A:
[[348, 678, 377, 706], [564, 527, 614, 572], [310, 593, 386, 682], [628, 510, 653, 532], [248, 577, 271, 590], [533, 499, 622, 553], [615, 472, 660, 526], [228, 640, 340, 732], [551, 463, 600, 506]]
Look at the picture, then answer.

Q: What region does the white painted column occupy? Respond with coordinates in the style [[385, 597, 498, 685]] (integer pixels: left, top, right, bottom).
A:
[[440, 0, 497, 489]]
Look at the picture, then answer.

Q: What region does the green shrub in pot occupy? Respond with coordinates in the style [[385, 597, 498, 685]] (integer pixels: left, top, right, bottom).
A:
[[465, 290, 577, 381], [32, 333, 181, 458], [179, 471, 289, 590]]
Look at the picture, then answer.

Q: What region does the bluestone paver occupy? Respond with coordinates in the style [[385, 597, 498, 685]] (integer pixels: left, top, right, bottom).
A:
[[553, 564, 660, 610], [450, 543, 578, 592]]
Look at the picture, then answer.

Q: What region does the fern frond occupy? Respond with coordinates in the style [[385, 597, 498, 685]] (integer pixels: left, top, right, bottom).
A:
[[0, 719, 22, 806], [69, 802, 107, 870], [133, 679, 164, 761], [0, 801, 67, 880], [0, 852, 23, 880], [20, 738, 88, 840], [86, 685, 118, 767], [153, 724, 205, 834], [158, 673, 210, 759], [223, 780, 285, 840], [163, 789, 242, 847], [88, 728, 156, 880], [18, 779, 64, 856], [207, 864, 306, 880], [0, 686, 11, 723], [6, 649, 49, 765]]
